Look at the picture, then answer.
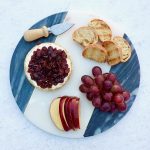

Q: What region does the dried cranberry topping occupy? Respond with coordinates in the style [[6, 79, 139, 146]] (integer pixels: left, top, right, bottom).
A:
[[28, 46, 70, 88]]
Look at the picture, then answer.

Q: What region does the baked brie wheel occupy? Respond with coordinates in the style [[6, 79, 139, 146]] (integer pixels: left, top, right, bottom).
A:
[[24, 43, 72, 91]]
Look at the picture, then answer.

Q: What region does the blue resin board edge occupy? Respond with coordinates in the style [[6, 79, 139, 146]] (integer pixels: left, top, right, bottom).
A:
[[9, 12, 67, 112], [84, 34, 140, 137]]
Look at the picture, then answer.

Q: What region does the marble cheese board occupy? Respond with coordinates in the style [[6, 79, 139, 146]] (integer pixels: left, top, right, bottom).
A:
[[10, 11, 140, 138]]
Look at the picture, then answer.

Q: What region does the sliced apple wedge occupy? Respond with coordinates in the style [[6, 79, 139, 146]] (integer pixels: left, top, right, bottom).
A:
[[64, 97, 75, 130], [50, 98, 64, 131], [74, 98, 80, 129], [50, 96, 80, 131], [59, 97, 70, 131], [70, 98, 80, 129]]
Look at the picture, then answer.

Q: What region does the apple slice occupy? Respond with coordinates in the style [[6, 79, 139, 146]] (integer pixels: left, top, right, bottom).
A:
[[50, 96, 80, 131], [59, 97, 70, 131], [74, 98, 80, 129], [70, 98, 80, 129], [64, 97, 75, 130], [50, 98, 64, 131]]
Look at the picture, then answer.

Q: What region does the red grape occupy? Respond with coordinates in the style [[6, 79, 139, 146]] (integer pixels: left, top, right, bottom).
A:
[[111, 84, 123, 93], [114, 80, 120, 85], [100, 102, 111, 112], [81, 75, 94, 86], [107, 73, 116, 83], [79, 66, 130, 113], [81, 75, 87, 82], [117, 102, 127, 112], [113, 93, 124, 104], [79, 84, 89, 93], [103, 92, 113, 102], [123, 91, 130, 101], [90, 85, 99, 95], [110, 103, 116, 112], [103, 73, 109, 79], [92, 66, 102, 77], [92, 96, 102, 108], [86, 92, 94, 101], [103, 80, 113, 90], [95, 75, 104, 89]]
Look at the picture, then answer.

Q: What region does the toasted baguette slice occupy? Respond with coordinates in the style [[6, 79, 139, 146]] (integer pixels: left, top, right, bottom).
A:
[[72, 26, 98, 47], [102, 41, 121, 66], [88, 19, 112, 42], [82, 44, 107, 63], [113, 36, 131, 62]]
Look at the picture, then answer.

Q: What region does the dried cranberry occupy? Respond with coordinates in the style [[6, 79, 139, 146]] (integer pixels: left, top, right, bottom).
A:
[[42, 46, 47, 51], [51, 51, 57, 58], [65, 68, 70, 74], [28, 46, 70, 88], [48, 46, 53, 51], [61, 51, 67, 59]]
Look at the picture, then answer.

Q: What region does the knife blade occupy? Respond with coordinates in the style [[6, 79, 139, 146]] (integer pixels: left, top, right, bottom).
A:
[[48, 22, 74, 35], [24, 22, 74, 42]]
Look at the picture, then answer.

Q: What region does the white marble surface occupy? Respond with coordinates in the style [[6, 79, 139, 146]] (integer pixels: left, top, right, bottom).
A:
[[0, 0, 150, 149]]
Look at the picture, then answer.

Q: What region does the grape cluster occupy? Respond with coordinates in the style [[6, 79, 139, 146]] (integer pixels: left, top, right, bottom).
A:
[[79, 66, 130, 112]]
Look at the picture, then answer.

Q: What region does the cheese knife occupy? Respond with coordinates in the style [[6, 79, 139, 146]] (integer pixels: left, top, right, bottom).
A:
[[24, 22, 74, 42]]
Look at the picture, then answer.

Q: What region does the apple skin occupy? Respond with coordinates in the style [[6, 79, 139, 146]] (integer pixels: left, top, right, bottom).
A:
[[64, 97, 75, 130], [70, 98, 80, 129], [59, 97, 70, 131], [75, 98, 80, 129]]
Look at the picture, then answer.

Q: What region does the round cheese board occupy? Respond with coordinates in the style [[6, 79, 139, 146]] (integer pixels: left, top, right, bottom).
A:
[[10, 11, 140, 138]]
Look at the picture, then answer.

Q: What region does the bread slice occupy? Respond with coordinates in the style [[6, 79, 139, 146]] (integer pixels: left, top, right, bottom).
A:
[[72, 26, 98, 47], [102, 41, 121, 66], [113, 36, 131, 62], [88, 19, 112, 42], [82, 44, 107, 63]]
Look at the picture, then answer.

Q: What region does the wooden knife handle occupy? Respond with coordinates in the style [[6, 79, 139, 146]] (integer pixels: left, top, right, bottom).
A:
[[24, 26, 49, 42]]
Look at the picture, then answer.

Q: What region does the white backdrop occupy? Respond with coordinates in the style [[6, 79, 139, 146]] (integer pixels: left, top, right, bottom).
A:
[[0, 0, 150, 149]]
